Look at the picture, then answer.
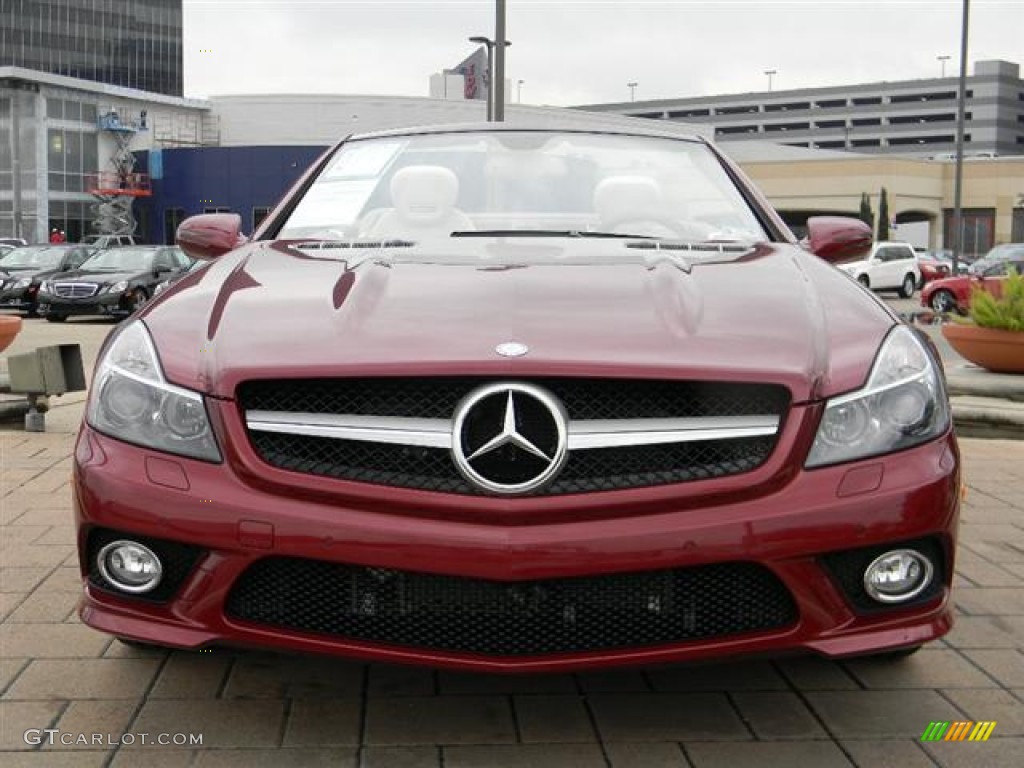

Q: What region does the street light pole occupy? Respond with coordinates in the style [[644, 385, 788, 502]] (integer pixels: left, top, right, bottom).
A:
[[764, 69, 777, 92], [494, 0, 507, 122], [937, 55, 950, 77], [469, 36, 510, 122], [951, 0, 970, 276], [627, 82, 637, 102]]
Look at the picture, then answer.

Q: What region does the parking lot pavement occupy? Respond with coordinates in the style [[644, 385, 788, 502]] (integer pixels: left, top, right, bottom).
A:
[[1, 316, 1023, 766]]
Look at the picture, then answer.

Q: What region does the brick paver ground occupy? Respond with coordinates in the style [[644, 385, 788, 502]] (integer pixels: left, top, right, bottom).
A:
[[1, 322, 1022, 766]]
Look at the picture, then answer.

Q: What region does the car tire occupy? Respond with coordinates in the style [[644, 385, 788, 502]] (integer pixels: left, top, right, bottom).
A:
[[929, 290, 957, 314], [898, 273, 916, 298], [45, 314, 67, 323], [857, 275, 870, 289], [129, 287, 149, 312]]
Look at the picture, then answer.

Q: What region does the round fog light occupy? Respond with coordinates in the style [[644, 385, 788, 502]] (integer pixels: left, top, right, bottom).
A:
[[97, 540, 163, 594], [863, 549, 933, 604]]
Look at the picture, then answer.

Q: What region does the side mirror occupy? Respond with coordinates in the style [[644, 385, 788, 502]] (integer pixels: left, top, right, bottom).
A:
[[176, 213, 246, 261], [805, 216, 872, 264]]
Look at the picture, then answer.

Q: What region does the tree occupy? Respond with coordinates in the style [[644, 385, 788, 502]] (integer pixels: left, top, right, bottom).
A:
[[859, 193, 874, 228], [877, 187, 891, 241]]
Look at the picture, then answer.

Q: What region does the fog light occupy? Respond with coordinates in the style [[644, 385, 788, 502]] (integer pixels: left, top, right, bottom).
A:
[[97, 540, 163, 594], [863, 549, 933, 603]]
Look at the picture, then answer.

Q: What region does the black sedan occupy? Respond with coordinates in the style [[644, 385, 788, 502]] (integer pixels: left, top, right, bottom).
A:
[[0, 244, 99, 315], [37, 245, 191, 322]]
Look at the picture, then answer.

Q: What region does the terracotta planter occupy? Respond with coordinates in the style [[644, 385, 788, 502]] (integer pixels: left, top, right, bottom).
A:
[[942, 323, 1024, 374], [0, 315, 22, 353]]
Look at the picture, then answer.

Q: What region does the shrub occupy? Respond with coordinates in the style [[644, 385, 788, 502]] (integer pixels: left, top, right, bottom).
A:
[[969, 268, 1024, 332]]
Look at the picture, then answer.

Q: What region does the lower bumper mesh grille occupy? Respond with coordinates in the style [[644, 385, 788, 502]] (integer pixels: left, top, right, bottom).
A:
[[225, 557, 798, 656]]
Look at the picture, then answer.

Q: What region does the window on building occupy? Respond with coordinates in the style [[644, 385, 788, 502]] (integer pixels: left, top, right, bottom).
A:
[[816, 140, 846, 148], [763, 102, 810, 112], [943, 208, 995, 259], [252, 207, 272, 231], [715, 125, 759, 135], [890, 91, 957, 104], [851, 139, 881, 147], [715, 105, 759, 115], [816, 99, 847, 108], [815, 120, 846, 128], [763, 122, 809, 132], [667, 108, 710, 118], [203, 207, 232, 214], [852, 96, 882, 106]]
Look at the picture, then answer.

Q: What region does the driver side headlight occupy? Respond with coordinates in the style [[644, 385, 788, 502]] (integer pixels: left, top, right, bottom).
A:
[[87, 321, 221, 461], [106, 280, 129, 293], [806, 325, 949, 468]]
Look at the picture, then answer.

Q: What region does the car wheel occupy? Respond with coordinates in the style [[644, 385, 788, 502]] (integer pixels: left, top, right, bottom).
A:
[[129, 287, 149, 311], [45, 314, 67, 323], [898, 273, 916, 298], [929, 290, 957, 314], [857, 275, 870, 289]]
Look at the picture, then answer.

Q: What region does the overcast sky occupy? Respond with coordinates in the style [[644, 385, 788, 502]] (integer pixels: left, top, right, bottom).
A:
[[182, 1, 1023, 105]]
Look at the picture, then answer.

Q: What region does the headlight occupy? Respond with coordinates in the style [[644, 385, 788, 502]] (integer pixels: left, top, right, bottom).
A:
[[106, 281, 129, 293], [12, 277, 31, 289], [86, 321, 221, 461], [40, 280, 52, 293], [806, 325, 949, 468]]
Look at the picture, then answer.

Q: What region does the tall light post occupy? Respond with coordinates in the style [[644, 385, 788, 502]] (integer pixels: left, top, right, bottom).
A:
[[468, 35, 511, 122], [494, 0, 507, 121], [627, 82, 638, 102], [951, 0, 970, 275], [937, 54, 950, 77], [517, 79, 524, 103], [764, 69, 777, 92]]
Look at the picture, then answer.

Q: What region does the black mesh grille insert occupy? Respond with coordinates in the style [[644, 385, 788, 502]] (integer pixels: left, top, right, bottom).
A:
[[239, 378, 788, 495], [820, 537, 946, 614], [238, 377, 789, 421], [225, 557, 798, 656], [86, 527, 204, 603]]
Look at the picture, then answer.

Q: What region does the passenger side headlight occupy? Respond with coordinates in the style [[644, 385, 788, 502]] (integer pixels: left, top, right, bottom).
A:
[[106, 281, 129, 293], [806, 325, 949, 468], [87, 321, 221, 461]]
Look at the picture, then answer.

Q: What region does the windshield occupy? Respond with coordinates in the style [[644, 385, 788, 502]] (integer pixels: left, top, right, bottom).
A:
[[0, 246, 63, 269], [276, 131, 768, 244], [985, 244, 1024, 260], [79, 248, 155, 272]]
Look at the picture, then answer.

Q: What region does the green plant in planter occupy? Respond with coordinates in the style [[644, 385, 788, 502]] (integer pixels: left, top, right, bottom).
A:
[[968, 268, 1024, 332]]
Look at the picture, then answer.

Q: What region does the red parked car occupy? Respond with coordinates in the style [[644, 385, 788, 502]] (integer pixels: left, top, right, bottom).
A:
[[74, 125, 959, 672], [921, 257, 1024, 313]]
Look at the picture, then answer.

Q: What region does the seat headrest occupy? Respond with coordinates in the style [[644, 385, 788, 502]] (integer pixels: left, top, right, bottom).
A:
[[593, 176, 663, 222], [390, 166, 460, 224]]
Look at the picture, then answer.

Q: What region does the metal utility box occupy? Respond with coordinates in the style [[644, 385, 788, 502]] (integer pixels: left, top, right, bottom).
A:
[[7, 344, 87, 395]]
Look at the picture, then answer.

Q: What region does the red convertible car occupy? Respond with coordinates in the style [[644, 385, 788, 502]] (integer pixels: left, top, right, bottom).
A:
[[921, 256, 1024, 313], [74, 125, 958, 672]]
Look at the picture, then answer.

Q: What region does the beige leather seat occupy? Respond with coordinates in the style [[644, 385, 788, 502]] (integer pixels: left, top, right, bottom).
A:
[[361, 165, 474, 240], [593, 175, 679, 237]]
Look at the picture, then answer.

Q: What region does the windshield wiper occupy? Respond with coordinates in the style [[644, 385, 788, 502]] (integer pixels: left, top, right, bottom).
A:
[[451, 230, 656, 240]]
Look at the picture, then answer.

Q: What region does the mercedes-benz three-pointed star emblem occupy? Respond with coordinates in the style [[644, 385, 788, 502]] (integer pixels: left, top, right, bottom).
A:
[[451, 382, 568, 495]]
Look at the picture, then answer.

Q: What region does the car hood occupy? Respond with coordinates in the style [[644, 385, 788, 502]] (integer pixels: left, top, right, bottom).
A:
[[1, 266, 53, 280], [51, 269, 146, 284], [142, 239, 895, 403]]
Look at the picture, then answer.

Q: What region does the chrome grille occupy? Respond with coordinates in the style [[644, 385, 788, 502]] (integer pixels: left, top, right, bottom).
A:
[[239, 378, 789, 495], [52, 282, 99, 298]]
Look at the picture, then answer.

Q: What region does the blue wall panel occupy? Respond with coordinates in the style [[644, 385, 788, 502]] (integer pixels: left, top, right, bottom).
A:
[[134, 145, 329, 243]]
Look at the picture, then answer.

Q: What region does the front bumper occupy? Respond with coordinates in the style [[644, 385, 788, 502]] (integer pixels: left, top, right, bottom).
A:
[[0, 287, 35, 311], [38, 291, 130, 318], [74, 423, 959, 672]]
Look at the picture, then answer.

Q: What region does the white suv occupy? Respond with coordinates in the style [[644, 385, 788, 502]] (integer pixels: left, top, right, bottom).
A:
[[840, 241, 921, 298]]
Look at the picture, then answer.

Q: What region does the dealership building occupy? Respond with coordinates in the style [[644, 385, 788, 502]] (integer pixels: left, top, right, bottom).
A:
[[2, 0, 1022, 251]]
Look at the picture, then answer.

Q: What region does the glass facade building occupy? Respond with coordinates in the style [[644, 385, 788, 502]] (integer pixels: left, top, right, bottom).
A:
[[0, 0, 183, 97]]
